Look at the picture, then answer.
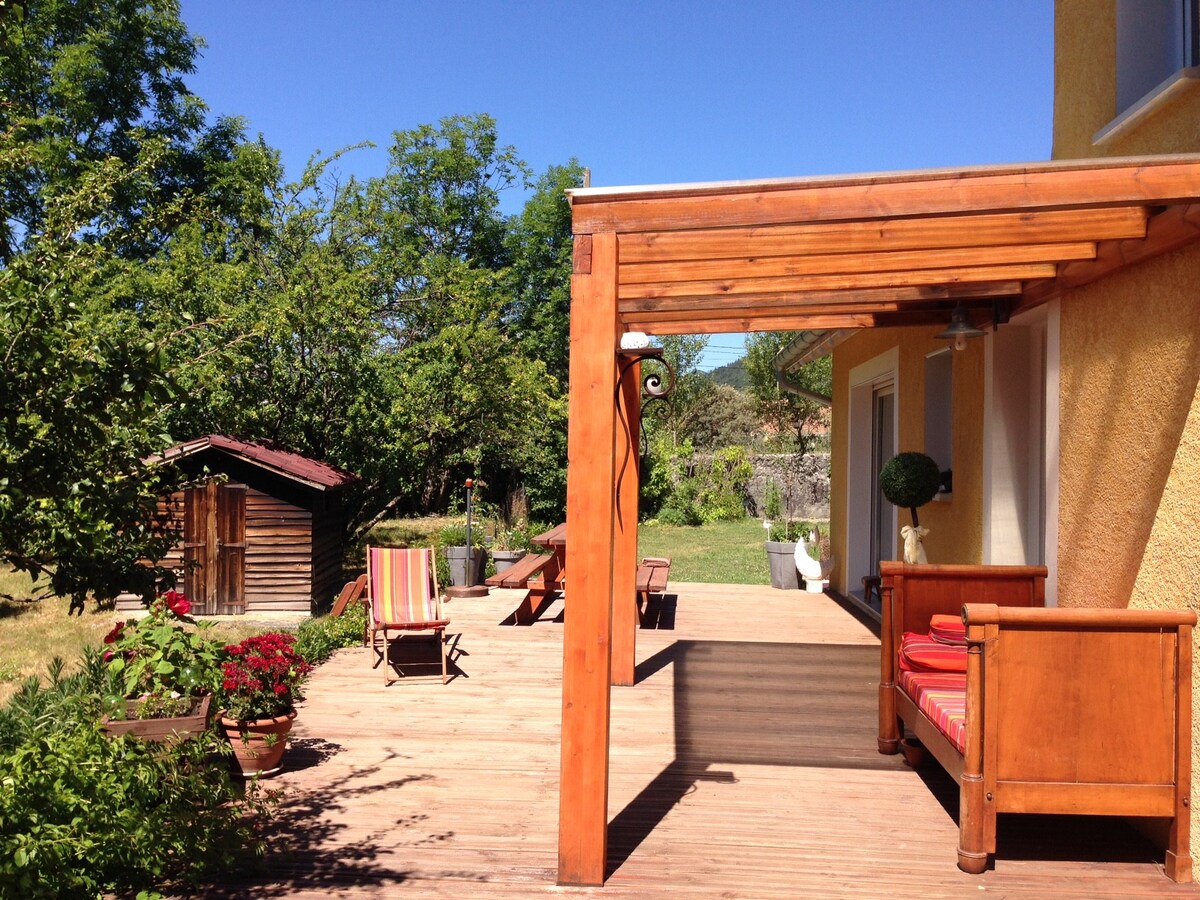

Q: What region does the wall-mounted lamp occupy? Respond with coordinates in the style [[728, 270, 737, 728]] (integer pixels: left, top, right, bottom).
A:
[[934, 303, 986, 351]]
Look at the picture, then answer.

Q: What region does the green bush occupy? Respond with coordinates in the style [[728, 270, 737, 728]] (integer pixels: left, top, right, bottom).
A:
[[295, 602, 367, 666], [879, 451, 941, 525], [0, 652, 273, 898], [695, 446, 752, 522]]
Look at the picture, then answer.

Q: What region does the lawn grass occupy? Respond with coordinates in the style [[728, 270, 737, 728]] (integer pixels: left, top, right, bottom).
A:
[[639, 518, 785, 584], [368, 516, 827, 586], [0, 569, 267, 708]]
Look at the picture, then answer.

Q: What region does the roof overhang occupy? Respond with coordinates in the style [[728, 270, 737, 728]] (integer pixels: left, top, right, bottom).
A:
[[567, 155, 1200, 343], [151, 435, 356, 491]]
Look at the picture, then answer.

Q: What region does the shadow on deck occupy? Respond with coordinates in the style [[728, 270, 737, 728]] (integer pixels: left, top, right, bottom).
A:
[[210, 582, 1194, 898]]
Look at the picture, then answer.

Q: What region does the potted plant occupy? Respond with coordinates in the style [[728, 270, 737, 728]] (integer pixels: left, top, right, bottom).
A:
[[762, 479, 803, 590], [795, 524, 835, 593], [100, 590, 223, 742], [879, 451, 941, 563], [489, 518, 530, 574], [440, 524, 488, 587], [217, 632, 312, 777]]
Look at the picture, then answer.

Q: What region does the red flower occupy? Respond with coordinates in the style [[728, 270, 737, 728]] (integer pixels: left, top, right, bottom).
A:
[[103, 621, 126, 644], [162, 590, 191, 616]]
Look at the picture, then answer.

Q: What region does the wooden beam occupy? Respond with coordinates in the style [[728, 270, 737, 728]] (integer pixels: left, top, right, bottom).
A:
[[617, 281, 1021, 315], [641, 311, 957, 335], [1020, 203, 1200, 308], [619, 242, 1096, 285], [559, 232, 619, 887], [620, 263, 1058, 301], [612, 358, 640, 688], [617, 207, 1147, 263], [621, 300, 954, 326], [573, 159, 1200, 233]]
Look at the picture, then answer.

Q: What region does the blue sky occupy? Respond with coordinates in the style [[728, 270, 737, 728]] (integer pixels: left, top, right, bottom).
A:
[[178, 1, 1055, 370]]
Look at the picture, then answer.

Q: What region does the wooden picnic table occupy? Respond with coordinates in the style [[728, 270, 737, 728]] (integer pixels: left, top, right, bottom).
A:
[[489, 524, 670, 626], [529, 524, 567, 601]]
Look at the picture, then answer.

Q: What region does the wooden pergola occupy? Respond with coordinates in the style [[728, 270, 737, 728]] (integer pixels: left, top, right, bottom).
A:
[[557, 155, 1200, 886]]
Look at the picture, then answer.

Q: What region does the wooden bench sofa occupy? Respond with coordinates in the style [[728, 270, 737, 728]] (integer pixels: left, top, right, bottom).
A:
[[878, 561, 1194, 882]]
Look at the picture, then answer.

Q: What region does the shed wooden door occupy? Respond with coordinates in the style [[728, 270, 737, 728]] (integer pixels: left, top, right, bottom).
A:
[[183, 481, 247, 614]]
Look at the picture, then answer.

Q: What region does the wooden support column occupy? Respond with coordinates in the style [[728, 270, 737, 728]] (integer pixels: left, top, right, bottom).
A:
[[612, 358, 640, 687], [558, 232, 619, 887]]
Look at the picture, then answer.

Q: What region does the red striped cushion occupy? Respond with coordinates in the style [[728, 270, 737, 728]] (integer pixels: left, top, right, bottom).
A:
[[899, 670, 968, 753], [929, 613, 967, 646], [899, 632, 968, 673], [368, 547, 441, 626]]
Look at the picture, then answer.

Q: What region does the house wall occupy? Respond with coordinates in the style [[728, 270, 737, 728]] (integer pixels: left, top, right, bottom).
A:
[[1053, 0, 1200, 857], [1054, 0, 1200, 158], [1056, 244, 1200, 611], [830, 325, 985, 592]]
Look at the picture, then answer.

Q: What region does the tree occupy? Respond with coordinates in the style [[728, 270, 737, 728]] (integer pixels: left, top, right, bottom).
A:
[[0, 0, 246, 263], [0, 146, 181, 608], [690, 383, 760, 449], [643, 334, 713, 448], [743, 332, 832, 456], [505, 160, 584, 387]]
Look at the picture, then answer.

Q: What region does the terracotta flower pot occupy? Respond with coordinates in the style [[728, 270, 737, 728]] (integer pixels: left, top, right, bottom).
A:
[[218, 711, 297, 778]]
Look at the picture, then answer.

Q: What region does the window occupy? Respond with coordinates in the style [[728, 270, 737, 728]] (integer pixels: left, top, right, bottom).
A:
[[1116, 0, 1200, 114]]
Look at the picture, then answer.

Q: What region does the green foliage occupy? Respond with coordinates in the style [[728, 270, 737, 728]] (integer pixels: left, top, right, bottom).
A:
[[0, 651, 272, 898], [102, 592, 225, 712], [0, 144, 184, 609], [0, 0, 246, 263], [763, 479, 783, 523], [690, 383, 760, 449], [295, 603, 367, 666], [743, 332, 832, 455], [879, 451, 942, 526], [694, 446, 752, 522], [644, 335, 714, 449], [643, 442, 750, 526]]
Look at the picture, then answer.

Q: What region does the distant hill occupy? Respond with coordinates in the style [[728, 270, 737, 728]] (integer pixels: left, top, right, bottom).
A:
[[708, 359, 749, 390]]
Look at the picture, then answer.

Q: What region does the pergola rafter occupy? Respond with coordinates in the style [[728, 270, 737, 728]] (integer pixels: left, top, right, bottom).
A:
[[556, 155, 1200, 887]]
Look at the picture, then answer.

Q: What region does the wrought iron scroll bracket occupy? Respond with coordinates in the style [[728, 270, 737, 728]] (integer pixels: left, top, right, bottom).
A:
[[614, 349, 676, 527]]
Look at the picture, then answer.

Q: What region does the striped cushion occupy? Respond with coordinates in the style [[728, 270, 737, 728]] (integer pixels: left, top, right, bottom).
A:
[[900, 670, 968, 753], [368, 547, 441, 626], [929, 613, 967, 646], [899, 632, 968, 673]]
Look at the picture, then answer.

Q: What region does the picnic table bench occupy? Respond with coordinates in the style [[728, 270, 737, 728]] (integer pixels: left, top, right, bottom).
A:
[[486, 524, 672, 626]]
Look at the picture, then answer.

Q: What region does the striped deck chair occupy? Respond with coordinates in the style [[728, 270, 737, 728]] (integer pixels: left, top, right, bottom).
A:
[[365, 547, 450, 684]]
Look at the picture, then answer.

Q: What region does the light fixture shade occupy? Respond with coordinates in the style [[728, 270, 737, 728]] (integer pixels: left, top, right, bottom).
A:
[[935, 303, 986, 351]]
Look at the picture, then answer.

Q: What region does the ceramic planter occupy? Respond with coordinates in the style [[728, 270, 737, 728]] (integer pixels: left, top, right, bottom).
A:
[[490, 549, 527, 574], [445, 546, 487, 586], [101, 694, 212, 743], [765, 540, 800, 590], [219, 710, 297, 777]]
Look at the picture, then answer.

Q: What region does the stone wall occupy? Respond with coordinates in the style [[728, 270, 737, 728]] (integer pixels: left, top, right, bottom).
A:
[[745, 453, 830, 521]]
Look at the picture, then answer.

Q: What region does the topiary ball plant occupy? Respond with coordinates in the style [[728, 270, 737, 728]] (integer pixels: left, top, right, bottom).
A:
[[879, 451, 942, 527]]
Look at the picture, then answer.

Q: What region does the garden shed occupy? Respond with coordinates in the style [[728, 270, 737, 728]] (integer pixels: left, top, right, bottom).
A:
[[120, 435, 356, 616]]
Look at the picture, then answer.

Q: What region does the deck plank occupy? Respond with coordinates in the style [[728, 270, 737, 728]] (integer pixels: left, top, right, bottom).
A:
[[217, 583, 1195, 897]]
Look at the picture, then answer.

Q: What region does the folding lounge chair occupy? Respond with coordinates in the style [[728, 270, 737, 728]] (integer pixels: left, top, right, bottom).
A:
[[365, 547, 450, 684]]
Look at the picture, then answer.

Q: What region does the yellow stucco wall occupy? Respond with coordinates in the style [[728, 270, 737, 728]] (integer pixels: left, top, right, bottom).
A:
[[1057, 244, 1200, 610], [829, 326, 984, 589], [1053, 0, 1200, 858], [1054, 0, 1200, 158]]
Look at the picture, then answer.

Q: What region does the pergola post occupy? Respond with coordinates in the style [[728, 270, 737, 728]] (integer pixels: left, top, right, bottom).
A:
[[558, 231, 619, 886], [612, 359, 641, 687]]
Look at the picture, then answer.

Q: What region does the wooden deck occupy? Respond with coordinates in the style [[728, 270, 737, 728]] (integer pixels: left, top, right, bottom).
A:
[[223, 583, 1197, 898]]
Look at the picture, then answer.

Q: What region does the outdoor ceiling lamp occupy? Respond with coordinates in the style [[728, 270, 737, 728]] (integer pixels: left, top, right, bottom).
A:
[[935, 303, 986, 351]]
